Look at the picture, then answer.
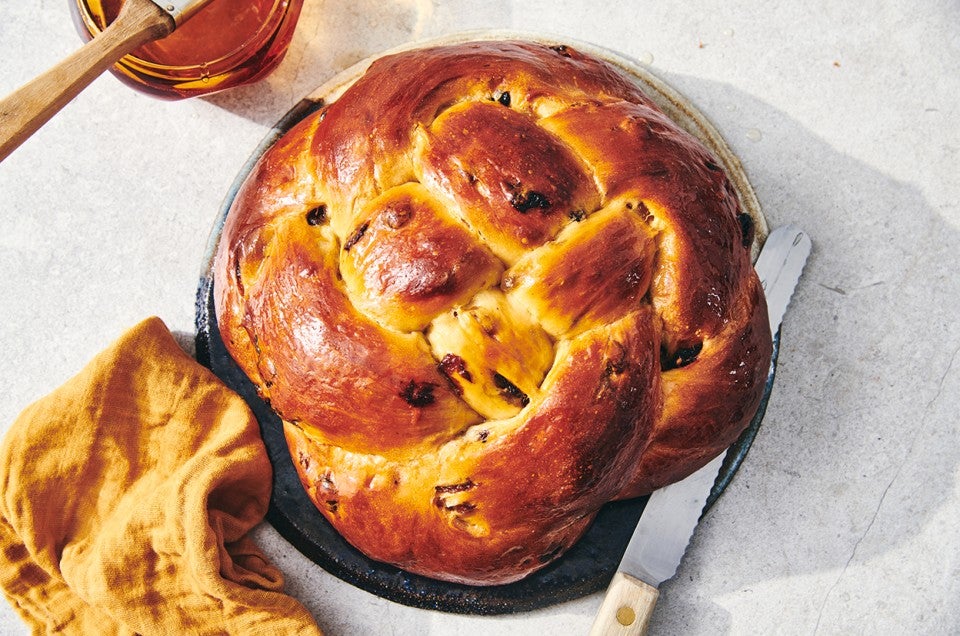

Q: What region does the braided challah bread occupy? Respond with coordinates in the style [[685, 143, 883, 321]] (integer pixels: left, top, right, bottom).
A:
[[214, 40, 772, 586]]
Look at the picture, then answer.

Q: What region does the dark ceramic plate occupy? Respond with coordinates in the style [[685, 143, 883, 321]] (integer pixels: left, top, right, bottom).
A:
[[193, 37, 778, 615]]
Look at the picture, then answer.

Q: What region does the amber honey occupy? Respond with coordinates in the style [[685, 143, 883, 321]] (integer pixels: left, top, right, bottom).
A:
[[70, 0, 304, 99]]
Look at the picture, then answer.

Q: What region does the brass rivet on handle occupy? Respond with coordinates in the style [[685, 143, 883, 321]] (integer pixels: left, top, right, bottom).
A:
[[616, 606, 636, 626]]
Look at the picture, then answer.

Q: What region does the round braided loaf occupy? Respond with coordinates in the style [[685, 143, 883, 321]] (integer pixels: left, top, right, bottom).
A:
[[214, 40, 773, 586]]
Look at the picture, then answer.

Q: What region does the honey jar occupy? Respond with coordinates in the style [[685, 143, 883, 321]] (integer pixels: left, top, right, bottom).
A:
[[69, 0, 305, 99]]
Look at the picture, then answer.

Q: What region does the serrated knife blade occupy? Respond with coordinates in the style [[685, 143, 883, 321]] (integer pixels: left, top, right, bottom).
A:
[[588, 224, 811, 635]]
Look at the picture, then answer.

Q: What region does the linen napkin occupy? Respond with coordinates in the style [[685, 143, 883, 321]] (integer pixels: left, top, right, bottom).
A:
[[0, 317, 322, 635]]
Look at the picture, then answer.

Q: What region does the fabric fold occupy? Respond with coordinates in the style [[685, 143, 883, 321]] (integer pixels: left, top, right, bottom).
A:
[[0, 317, 322, 635]]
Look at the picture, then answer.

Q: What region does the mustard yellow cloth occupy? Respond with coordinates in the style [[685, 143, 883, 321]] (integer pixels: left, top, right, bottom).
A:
[[0, 317, 322, 635]]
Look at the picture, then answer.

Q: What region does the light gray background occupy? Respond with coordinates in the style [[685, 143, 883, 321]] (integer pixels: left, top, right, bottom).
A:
[[1, 1, 958, 634]]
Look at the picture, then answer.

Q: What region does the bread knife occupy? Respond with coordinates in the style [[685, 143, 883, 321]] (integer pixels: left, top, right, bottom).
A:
[[0, 0, 212, 162], [588, 224, 811, 635]]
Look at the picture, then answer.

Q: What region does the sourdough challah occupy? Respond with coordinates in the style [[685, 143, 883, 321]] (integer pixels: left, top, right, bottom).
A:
[[214, 40, 772, 586]]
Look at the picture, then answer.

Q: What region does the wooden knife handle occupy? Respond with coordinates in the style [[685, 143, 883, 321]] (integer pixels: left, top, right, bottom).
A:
[[0, 0, 175, 162], [588, 572, 660, 636]]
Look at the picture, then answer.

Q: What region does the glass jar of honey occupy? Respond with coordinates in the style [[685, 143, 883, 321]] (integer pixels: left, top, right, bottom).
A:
[[69, 0, 305, 99]]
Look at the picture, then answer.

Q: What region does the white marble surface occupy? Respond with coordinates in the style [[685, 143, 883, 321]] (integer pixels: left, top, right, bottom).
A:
[[2, 1, 959, 634]]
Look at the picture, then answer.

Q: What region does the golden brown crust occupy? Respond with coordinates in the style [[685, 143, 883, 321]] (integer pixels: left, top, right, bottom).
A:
[[340, 183, 503, 332], [214, 40, 772, 585]]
